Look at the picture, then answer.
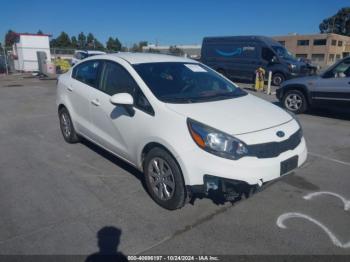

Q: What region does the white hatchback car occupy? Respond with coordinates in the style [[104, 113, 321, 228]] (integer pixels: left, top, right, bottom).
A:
[[56, 53, 307, 210]]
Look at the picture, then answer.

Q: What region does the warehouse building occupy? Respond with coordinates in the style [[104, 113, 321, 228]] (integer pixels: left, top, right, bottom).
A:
[[273, 33, 350, 68]]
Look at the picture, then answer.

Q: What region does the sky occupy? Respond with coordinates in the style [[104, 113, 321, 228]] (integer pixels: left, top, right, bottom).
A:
[[1, 0, 349, 46]]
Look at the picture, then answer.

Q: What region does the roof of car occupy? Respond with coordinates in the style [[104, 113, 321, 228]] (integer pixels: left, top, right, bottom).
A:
[[96, 52, 197, 65]]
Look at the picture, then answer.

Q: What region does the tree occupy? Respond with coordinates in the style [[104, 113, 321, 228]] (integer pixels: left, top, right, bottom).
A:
[[5, 30, 18, 47], [37, 30, 44, 35], [54, 32, 71, 48], [93, 39, 105, 51], [86, 33, 95, 48], [130, 41, 148, 52], [71, 36, 78, 48], [319, 7, 350, 36], [78, 32, 86, 49], [106, 37, 122, 51]]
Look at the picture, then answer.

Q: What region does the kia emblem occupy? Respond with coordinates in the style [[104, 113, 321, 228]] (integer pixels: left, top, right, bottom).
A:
[[276, 131, 285, 138]]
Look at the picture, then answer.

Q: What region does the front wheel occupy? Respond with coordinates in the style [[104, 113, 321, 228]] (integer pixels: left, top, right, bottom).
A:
[[272, 73, 285, 86], [282, 90, 308, 114], [144, 148, 186, 210]]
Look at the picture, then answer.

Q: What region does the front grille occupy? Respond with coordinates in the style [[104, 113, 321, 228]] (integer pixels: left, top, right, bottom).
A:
[[247, 129, 302, 159]]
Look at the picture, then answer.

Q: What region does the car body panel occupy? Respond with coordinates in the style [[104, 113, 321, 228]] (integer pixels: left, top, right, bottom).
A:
[[57, 53, 307, 188]]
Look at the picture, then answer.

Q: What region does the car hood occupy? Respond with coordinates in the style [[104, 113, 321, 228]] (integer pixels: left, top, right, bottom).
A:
[[165, 94, 293, 135]]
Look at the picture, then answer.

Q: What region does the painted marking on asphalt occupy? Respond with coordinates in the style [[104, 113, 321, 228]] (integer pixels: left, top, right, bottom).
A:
[[308, 152, 350, 167], [304, 191, 350, 211], [277, 212, 350, 249]]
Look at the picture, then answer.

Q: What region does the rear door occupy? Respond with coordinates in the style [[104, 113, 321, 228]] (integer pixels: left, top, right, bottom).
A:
[[70, 60, 102, 136], [311, 58, 350, 106]]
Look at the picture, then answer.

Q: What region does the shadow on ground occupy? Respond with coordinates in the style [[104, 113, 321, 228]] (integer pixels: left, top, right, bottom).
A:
[[86, 226, 128, 262]]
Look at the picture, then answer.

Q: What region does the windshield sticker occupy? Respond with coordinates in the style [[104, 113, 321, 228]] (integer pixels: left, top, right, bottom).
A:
[[185, 64, 207, 72]]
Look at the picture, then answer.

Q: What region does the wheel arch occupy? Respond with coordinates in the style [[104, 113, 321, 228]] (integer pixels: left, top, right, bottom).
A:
[[138, 141, 190, 185], [281, 84, 312, 105]]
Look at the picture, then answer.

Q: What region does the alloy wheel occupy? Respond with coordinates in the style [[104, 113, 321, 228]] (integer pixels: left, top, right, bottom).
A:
[[147, 157, 176, 201], [285, 93, 303, 111]]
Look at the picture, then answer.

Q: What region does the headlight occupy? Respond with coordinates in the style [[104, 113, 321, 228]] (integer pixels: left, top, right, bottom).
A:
[[288, 64, 297, 70], [187, 118, 248, 160]]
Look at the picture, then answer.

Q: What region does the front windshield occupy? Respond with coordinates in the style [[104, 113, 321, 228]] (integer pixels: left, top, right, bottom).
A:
[[133, 62, 246, 103], [272, 46, 296, 61]]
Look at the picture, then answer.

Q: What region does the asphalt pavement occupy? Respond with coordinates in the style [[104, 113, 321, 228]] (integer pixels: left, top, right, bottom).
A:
[[0, 75, 349, 256]]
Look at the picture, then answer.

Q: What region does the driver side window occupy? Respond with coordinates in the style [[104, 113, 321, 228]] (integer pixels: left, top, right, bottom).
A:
[[100, 61, 154, 115], [262, 47, 275, 62], [326, 60, 350, 79]]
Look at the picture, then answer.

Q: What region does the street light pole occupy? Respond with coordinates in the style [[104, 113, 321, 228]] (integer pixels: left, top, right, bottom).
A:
[[2, 44, 9, 75]]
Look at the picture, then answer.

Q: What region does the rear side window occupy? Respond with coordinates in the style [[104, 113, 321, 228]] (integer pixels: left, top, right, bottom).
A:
[[72, 60, 101, 87]]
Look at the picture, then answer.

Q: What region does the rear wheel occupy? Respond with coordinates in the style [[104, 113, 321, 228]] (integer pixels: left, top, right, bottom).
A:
[[144, 147, 186, 210], [59, 107, 80, 143], [282, 90, 308, 114]]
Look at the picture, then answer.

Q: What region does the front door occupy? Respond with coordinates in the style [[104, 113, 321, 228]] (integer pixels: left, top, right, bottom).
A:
[[89, 60, 154, 163], [311, 58, 350, 106]]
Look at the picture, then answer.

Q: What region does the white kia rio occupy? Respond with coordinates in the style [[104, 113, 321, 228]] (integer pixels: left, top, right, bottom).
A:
[[56, 53, 307, 210]]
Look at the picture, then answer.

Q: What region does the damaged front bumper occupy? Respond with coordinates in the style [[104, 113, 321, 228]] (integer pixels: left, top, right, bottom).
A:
[[188, 175, 265, 202]]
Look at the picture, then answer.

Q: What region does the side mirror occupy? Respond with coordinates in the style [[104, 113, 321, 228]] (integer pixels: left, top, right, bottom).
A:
[[271, 56, 278, 63], [110, 93, 134, 106]]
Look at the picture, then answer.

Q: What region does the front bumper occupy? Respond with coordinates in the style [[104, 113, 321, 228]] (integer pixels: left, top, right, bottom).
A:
[[178, 136, 307, 186]]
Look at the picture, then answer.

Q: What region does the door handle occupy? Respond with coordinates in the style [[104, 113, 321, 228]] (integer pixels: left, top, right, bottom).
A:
[[91, 99, 101, 106], [67, 86, 73, 92]]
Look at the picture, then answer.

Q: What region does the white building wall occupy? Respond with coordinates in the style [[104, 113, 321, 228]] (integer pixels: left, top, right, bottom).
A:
[[14, 35, 51, 72]]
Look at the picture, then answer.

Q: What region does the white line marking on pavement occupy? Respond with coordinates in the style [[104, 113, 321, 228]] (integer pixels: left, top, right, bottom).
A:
[[303, 191, 350, 211], [308, 152, 350, 167], [277, 212, 350, 249]]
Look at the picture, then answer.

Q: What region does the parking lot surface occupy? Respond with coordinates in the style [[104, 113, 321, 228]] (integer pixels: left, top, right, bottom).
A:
[[0, 75, 349, 255]]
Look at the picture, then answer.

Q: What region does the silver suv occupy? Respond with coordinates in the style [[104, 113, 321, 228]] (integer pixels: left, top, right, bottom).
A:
[[276, 57, 350, 114]]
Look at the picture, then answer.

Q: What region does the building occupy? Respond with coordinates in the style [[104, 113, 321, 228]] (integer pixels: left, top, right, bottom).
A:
[[273, 33, 350, 68], [12, 33, 51, 72], [142, 44, 201, 58]]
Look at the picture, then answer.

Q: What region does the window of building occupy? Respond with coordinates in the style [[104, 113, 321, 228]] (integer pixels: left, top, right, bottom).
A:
[[338, 41, 343, 47], [296, 54, 308, 58], [278, 41, 285, 46], [311, 54, 325, 63], [331, 40, 337, 46], [336, 54, 341, 61], [329, 54, 335, 63], [297, 40, 309, 46], [313, 39, 327, 46]]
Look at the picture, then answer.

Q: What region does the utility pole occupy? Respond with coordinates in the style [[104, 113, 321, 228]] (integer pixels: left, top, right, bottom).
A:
[[2, 43, 9, 75]]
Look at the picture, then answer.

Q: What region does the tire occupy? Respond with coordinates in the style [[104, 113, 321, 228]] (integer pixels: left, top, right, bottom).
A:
[[272, 73, 285, 86], [144, 147, 186, 210], [282, 90, 308, 114], [58, 107, 80, 143]]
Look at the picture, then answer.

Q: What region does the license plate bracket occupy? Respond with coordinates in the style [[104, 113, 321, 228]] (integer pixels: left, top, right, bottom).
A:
[[280, 155, 298, 176]]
